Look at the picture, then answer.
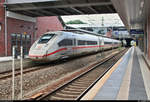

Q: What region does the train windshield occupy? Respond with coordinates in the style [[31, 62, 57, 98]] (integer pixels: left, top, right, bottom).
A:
[[38, 34, 54, 44]]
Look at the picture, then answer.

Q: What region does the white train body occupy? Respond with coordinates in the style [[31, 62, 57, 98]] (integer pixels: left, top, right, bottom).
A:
[[29, 30, 121, 62]]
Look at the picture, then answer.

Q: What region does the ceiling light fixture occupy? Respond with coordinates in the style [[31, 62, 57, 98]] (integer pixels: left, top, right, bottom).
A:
[[140, 1, 144, 8], [139, 10, 142, 15]]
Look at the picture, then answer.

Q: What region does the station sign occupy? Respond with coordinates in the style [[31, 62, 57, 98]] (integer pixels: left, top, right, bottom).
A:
[[113, 28, 127, 31], [130, 29, 144, 34]]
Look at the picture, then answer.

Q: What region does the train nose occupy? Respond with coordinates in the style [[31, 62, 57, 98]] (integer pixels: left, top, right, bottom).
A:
[[29, 48, 47, 59]]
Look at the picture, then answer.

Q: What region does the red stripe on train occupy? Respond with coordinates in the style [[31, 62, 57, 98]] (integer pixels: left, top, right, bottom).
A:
[[72, 45, 104, 49], [44, 48, 67, 57], [29, 48, 67, 57], [29, 44, 118, 57]]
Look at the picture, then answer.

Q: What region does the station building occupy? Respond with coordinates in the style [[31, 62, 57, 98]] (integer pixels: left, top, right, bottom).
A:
[[0, 0, 63, 56]]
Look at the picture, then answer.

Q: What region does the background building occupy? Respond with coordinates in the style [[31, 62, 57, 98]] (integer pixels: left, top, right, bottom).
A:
[[0, 0, 63, 56], [36, 16, 63, 39]]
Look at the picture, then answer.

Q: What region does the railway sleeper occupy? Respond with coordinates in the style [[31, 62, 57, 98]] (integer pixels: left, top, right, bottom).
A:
[[60, 89, 82, 95], [79, 76, 99, 79], [49, 95, 75, 100], [67, 85, 87, 89], [77, 79, 95, 82], [82, 72, 103, 76], [54, 92, 79, 98], [76, 79, 97, 83], [63, 87, 85, 92], [73, 81, 93, 85], [71, 82, 91, 86], [82, 76, 100, 79]]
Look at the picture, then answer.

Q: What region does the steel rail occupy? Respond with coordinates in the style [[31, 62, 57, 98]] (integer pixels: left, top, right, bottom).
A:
[[0, 49, 119, 80], [36, 48, 128, 100], [76, 50, 125, 100]]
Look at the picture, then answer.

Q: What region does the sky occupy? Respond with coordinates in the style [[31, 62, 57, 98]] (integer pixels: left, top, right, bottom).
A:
[[61, 13, 124, 27]]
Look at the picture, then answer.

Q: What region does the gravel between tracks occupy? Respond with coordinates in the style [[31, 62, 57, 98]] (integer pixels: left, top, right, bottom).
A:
[[0, 48, 121, 100]]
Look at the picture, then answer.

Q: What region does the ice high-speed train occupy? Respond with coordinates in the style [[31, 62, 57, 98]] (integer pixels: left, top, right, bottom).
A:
[[29, 29, 121, 62]]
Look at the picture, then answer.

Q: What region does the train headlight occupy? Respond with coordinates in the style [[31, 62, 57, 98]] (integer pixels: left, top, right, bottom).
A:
[[44, 43, 48, 47]]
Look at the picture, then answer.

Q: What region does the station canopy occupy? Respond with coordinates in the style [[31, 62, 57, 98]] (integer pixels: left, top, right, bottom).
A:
[[112, 0, 148, 30], [4, 0, 116, 17], [4, 0, 149, 31]]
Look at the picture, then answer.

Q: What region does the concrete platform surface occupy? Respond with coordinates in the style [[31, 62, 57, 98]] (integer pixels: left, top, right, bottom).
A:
[[81, 47, 150, 100], [0, 56, 12, 62], [0, 56, 29, 62]]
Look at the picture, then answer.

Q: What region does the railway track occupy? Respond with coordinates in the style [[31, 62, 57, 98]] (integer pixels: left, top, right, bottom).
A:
[[0, 66, 49, 80], [35, 48, 128, 100], [0, 56, 83, 80], [0, 48, 120, 80]]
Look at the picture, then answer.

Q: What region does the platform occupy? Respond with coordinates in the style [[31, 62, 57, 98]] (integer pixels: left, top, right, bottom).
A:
[[0, 55, 29, 62], [81, 47, 150, 100]]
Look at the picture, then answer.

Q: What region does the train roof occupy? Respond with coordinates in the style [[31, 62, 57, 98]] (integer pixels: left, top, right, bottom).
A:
[[43, 29, 121, 42], [61, 29, 116, 39], [44, 31, 62, 34]]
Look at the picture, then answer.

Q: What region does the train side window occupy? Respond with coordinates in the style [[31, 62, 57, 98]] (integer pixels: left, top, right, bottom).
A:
[[78, 40, 97, 45], [73, 39, 76, 45], [104, 41, 112, 44], [58, 39, 73, 47], [78, 40, 85, 45], [87, 41, 97, 45], [38, 34, 54, 44]]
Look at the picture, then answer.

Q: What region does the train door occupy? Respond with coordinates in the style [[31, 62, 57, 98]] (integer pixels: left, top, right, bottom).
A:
[[72, 35, 77, 56], [98, 37, 104, 51], [98, 37, 102, 51], [101, 37, 105, 52], [65, 35, 74, 56], [112, 39, 114, 49]]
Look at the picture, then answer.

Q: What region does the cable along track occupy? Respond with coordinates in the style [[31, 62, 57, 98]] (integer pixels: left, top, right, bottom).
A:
[[36, 48, 128, 100]]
